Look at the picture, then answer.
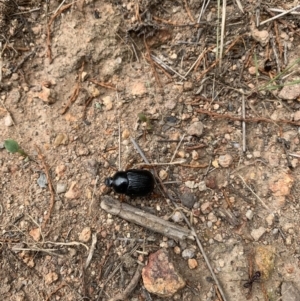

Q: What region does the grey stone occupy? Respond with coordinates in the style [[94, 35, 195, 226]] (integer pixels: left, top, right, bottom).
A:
[[182, 248, 195, 259], [180, 193, 196, 209]]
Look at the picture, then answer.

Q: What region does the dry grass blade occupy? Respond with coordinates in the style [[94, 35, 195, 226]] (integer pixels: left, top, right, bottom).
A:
[[219, 0, 226, 68], [260, 5, 300, 26], [234, 0, 244, 13]]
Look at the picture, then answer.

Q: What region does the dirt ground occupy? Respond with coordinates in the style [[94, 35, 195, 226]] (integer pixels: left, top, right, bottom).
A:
[[1, 0, 300, 300]]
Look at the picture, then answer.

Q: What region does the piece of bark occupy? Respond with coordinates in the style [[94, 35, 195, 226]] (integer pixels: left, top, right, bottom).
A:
[[100, 196, 194, 241]]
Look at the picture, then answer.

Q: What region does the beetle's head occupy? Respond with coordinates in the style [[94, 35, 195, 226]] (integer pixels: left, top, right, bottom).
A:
[[105, 177, 113, 187]]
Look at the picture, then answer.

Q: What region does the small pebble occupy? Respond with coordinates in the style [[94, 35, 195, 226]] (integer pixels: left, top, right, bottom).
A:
[[79, 227, 91, 242], [174, 246, 181, 254], [251, 227, 266, 241], [188, 258, 198, 269], [265, 214, 275, 226], [245, 210, 254, 220], [218, 259, 225, 268], [285, 235, 292, 245], [182, 248, 195, 259], [191, 150, 199, 160], [183, 81, 193, 91], [57, 183, 67, 194], [198, 181, 207, 192], [180, 192, 196, 209], [122, 129, 130, 139], [159, 169, 168, 181], [102, 96, 113, 110], [200, 202, 211, 214], [218, 154, 233, 168], [185, 180, 195, 189], [172, 211, 183, 223], [207, 212, 217, 223], [214, 234, 223, 242], [4, 114, 13, 127], [187, 121, 204, 137]]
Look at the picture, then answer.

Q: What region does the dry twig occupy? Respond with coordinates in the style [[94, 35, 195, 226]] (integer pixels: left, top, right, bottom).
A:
[[144, 39, 162, 88], [107, 265, 143, 301], [88, 79, 117, 90], [60, 61, 85, 114], [45, 282, 67, 301], [183, 0, 195, 23], [85, 232, 97, 269], [197, 34, 246, 80], [260, 5, 300, 26], [47, 3, 72, 63]]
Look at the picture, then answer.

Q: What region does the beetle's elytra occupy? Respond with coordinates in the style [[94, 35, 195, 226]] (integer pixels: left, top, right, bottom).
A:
[[105, 169, 155, 196]]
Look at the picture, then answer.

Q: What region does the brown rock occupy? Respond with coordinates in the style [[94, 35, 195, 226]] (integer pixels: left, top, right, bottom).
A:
[[79, 227, 91, 242], [200, 202, 212, 214], [55, 164, 66, 178], [188, 258, 198, 269], [65, 181, 81, 199], [268, 173, 294, 197], [183, 81, 194, 91], [218, 154, 233, 168], [187, 121, 204, 137], [278, 81, 300, 100], [36, 86, 56, 104], [29, 228, 41, 242], [53, 133, 68, 147], [142, 249, 186, 297], [44, 272, 59, 285]]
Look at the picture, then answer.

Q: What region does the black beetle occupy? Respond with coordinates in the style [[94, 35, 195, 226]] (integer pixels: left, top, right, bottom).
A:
[[104, 169, 155, 196]]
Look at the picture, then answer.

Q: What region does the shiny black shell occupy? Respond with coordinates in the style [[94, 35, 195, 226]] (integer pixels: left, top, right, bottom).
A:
[[105, 169, 155, 196]]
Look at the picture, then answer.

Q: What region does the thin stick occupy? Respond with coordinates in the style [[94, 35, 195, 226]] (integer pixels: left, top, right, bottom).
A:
[[269, 8, 300, 15], [183, 0, 195, 23], [135, 160, 185, 167], [118, 120, 121, 171], [45, 282, 67, 301], [130, 137, 150, 164], [60, 61, 84, 114], [88, 79, 117, 90], [271, 35, 281, 74], [167, 134, 186, 172], [85, 232, 97, 269], [0, 42, 2, 83], [12, 8, 41, 15], [237, 175, 270, 212], [107, 265, 143, 301], [242, 95, 246, 152], [181, 48, 207, 79], [234, 0, 244, 14], [89, 175, 99, 215], [44, 240, 89, 250], [144, 39, 162, 88], [219, 0, 226, 68], [197, 34, 245, 80], [259, 5, 300, 26], [54, 0, 68, 14], [151, 54, 185, 79]]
